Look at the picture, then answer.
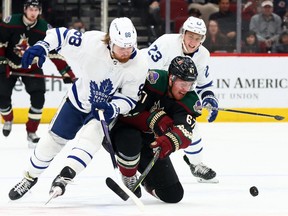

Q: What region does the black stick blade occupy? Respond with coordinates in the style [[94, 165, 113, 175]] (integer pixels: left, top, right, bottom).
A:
[[106, 177, 129, 201], [274, 115, 285, 121], [183, 155, 191, 166]]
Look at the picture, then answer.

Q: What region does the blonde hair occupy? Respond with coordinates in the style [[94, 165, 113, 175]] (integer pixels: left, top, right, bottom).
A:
[[102, 33, 110, 45]]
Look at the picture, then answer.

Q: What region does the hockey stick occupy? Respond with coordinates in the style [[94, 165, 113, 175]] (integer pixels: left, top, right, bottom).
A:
[[98, 110, 144, 210], [10, 71, 64, 79], [183, 155, 196, 169], [204, 106, 285, 121]]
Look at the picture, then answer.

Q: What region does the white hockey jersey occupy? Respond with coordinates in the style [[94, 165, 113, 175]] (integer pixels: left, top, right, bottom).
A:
[[142, 33, 214, 98], [43, 27, 148, 114]]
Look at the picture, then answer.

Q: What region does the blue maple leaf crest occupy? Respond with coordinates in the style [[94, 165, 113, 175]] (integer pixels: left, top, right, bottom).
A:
[[89, 79, 113, 103]]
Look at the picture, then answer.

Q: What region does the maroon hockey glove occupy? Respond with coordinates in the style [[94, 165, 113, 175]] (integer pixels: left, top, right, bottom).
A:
[[150, 132, 178, 159], [150, 126, 192, 159], [147, 110, 173, 136]]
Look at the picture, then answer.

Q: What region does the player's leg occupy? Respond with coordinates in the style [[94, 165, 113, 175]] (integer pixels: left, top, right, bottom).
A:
[[0, 74, 17, 137], [8, 99, 85, 200], [110, 121, 143, 197], [49, 116, 104, 198], [139, 142, 184, 203], [183, 122, 218, 183], [22, 69, 45, 148]]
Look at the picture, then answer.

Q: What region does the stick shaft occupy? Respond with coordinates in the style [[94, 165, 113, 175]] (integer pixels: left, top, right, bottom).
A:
[[217, 108, 277, 118], [10, 71, 64, 79], [204, 106, 284, 120], [98, 110, 117, 169], [132, 147, 160, 192], [98, 110, 144, 209]]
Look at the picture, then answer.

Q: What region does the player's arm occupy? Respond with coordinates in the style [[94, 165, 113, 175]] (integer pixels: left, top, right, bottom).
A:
[[196, 64, 219, 122], [150, 110, 195, 159], [0, 20, 10, 76], [92, 61, 148, 124], [48, 54, 76, 83], [21, 27, 83, 69]]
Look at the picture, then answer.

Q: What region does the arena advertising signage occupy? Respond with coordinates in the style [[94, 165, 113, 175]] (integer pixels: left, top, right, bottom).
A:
[[210, 56, 288, 108]]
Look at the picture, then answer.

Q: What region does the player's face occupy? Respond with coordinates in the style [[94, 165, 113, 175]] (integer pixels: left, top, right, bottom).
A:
[[168, 76, 193, 100], [24, 6, 40, 22], [112, 44, 134, 63], [182, 31, 203, 54]]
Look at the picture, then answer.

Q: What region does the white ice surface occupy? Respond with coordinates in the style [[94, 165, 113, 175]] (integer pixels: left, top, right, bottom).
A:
[[0, 123, 288, 216]]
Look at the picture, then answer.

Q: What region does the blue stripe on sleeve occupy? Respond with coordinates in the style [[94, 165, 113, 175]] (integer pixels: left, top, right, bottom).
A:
[[55, 28, 62, 50], [112, 95, 136, 109]]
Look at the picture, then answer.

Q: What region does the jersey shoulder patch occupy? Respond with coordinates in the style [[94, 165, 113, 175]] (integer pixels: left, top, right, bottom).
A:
[[146, 69, 168, 94], [3, 14, 22, 25], [181, 91, 202, 116], [3, 15, 12, 23]]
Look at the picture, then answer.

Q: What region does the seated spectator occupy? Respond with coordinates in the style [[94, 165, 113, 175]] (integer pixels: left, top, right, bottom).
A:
[[209, 0, 237, 50], [242, 0, 261, 36], [188, 0, 219, 25], [241, 30, 264, 53], [203, 19, 233, 52], [282, 10, 288, 30], [249, 0, 282, 52], [272, 30, 288, 53], [273, 0, 288, 19]]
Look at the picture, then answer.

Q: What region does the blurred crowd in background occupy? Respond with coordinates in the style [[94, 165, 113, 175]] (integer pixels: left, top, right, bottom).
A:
[[1, 0, 288, 53]]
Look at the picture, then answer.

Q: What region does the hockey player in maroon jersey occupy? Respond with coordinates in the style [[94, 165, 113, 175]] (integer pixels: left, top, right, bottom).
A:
[[110, 56, 202, 202], [0, 0, 75, 148]]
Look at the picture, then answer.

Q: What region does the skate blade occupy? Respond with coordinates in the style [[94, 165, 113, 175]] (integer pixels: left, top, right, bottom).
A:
[[45, 187, 62, 205], [197, 177, 219, 184]]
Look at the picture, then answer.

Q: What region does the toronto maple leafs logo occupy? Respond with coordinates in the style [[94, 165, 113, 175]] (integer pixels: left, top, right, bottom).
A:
[[89, 79, 114, 103]]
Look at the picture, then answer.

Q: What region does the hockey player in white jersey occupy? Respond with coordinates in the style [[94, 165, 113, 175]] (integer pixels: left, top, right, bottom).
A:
[[8, 17, 148, 200], [143, 16, 219, 183]]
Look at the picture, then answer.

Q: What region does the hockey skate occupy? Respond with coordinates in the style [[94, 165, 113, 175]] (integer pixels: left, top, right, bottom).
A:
[[183, 155, 219, 183], [190, 162, 219, 183], [46, 166, 75, 204], [9, 172, 38, 200], [27, 132, 40, 148], [2, 121, 12, 137], [47, 175, 73, 202], [121, 174, 142, 198]]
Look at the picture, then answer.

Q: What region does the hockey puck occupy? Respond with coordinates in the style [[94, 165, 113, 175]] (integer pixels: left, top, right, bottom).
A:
[[249, 186, 259, 197]]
